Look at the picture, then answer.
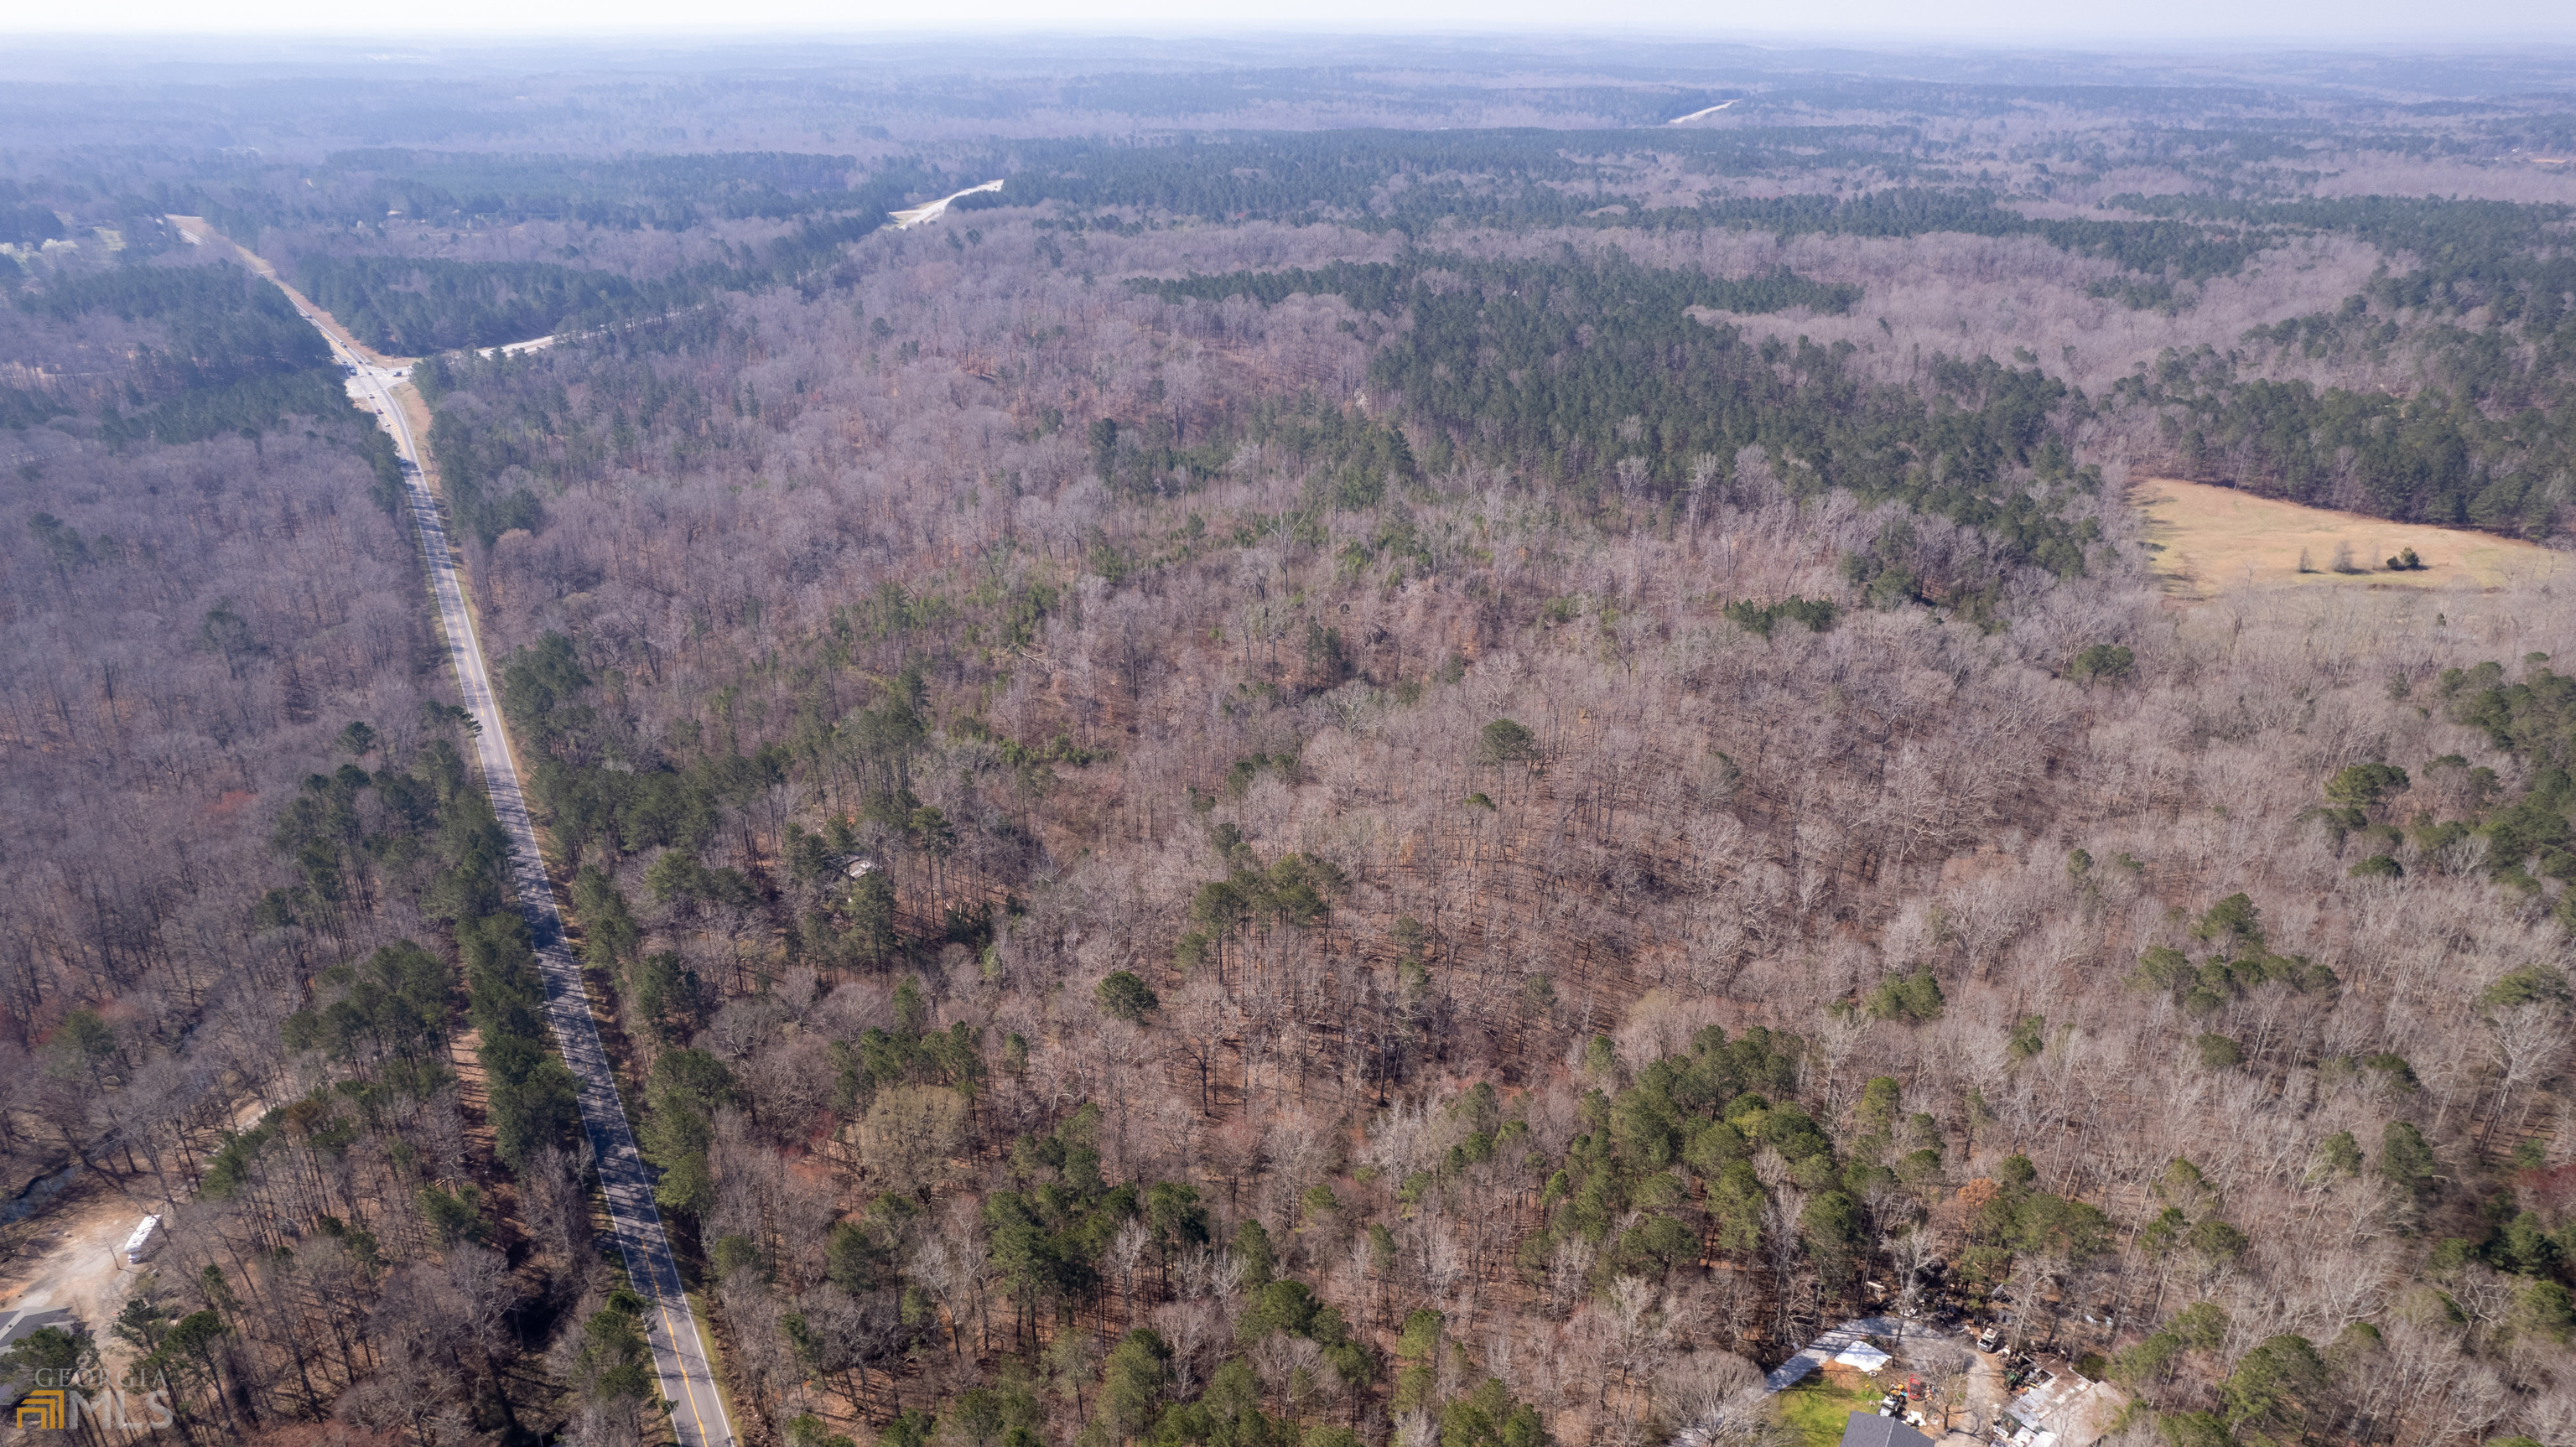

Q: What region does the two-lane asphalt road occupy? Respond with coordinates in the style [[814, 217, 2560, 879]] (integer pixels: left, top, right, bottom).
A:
[[273, 276, 737, 1447]]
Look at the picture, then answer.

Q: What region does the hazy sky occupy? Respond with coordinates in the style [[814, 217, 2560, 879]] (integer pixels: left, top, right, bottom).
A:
[[6, 0, 2573, 41]]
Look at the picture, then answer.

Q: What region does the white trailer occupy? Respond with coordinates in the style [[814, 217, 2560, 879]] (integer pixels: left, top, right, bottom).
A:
[[122, 1214, 162, 1266]]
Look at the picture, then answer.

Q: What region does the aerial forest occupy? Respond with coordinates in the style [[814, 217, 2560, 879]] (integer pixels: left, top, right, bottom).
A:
[[4, 36, 2576, 1447]]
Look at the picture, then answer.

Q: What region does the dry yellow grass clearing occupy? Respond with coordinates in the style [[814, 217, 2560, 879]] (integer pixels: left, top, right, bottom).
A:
[[2132, 476, 2569, 598]]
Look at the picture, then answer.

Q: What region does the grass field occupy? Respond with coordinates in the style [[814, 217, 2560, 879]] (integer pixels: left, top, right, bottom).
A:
[[2132, 476, 2570, 599], [1779, 1372, 1891, 1447]]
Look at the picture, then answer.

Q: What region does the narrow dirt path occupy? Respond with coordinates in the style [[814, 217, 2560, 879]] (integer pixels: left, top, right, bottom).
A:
[[1960, 1349, 2008, 1437]]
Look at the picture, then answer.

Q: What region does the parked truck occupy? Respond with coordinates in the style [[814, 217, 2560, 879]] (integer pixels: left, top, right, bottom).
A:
[[122, 1214, 162, 1266]]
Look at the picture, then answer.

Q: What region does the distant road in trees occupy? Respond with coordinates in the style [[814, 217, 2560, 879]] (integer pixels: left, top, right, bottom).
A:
[[227, 226, 740, 1447], [890, 177, 1004, 228]]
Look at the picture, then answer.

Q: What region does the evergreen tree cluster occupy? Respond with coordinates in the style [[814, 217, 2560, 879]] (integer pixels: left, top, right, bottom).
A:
[[1162, 248, 2101, 581]]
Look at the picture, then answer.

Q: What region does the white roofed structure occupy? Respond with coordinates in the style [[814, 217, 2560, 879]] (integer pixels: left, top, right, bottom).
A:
[[122, 1214, 163, 1264], [1833, 1341, 1894, 1373]]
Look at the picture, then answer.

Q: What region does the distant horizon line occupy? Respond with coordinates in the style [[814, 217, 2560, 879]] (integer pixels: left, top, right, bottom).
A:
[[5, 26, 2576, 47]]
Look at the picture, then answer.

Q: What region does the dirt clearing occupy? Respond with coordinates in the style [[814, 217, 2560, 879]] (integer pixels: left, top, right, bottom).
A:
[[3, 1100, 265, 1363], [2134, 476, 2569, 598], [0, 1176, 160, 1358]]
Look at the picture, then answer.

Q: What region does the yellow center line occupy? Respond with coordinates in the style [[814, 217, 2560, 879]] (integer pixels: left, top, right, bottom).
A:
[[657, 1296, 715, 1445]]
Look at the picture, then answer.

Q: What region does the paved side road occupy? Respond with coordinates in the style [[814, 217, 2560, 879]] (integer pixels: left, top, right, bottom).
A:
[[309, 317, 738, 1447]]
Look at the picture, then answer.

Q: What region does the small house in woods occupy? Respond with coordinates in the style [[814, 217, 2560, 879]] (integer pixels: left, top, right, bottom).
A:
[[0, 1304, 80, 1356], [0, 1304, 82, 1399], [1839, 1413, 1933, 1447], [2003, 1367, 2127, 1447]]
